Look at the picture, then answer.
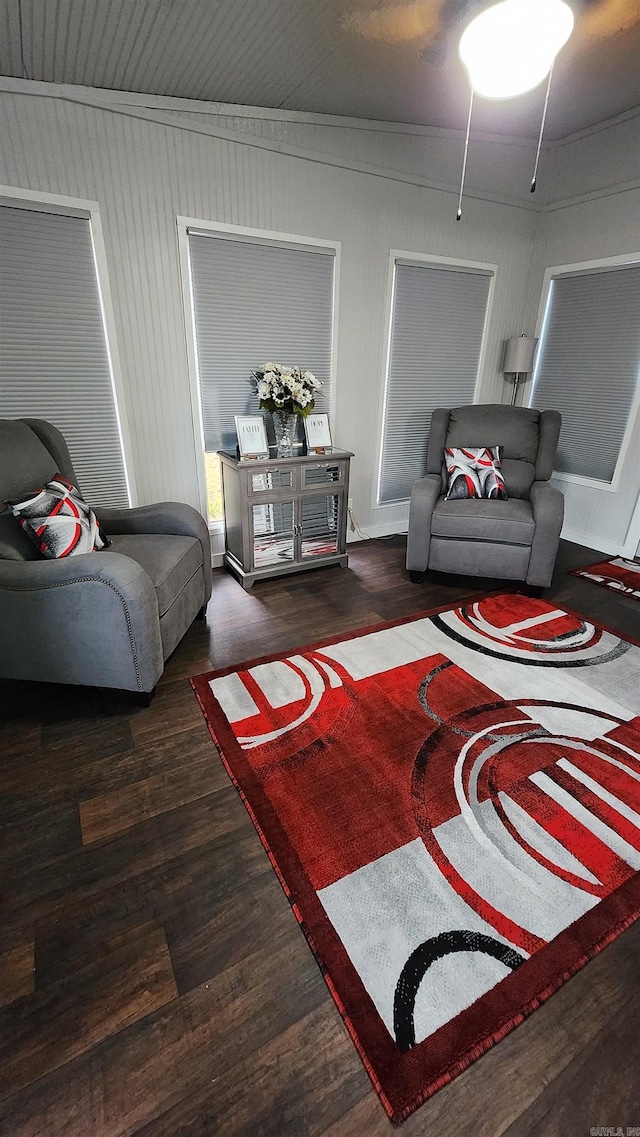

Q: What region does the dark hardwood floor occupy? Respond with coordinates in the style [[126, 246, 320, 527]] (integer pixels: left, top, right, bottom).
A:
[[1, 537, 640, 1136]]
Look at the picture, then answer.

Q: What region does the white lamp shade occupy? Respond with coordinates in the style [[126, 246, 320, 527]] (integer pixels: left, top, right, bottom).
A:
[[459, 0, 574, 100], [503, 335, 538, 373]]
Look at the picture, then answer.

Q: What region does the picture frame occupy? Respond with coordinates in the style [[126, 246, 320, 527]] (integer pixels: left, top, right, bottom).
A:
[[304, 412, 333, 453], [235, 414, 269, 459]]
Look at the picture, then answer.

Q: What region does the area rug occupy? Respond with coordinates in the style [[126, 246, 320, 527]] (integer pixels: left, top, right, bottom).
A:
[[191, 594, 640, 1123], [571, 557, 640, 603]]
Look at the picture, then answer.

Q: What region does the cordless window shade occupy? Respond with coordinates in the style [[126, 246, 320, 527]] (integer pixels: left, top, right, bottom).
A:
[[530, 265, 640, 483], [378, 261, 491, 504], [0, 205, 129, 508], [187, 233, 335, 453]]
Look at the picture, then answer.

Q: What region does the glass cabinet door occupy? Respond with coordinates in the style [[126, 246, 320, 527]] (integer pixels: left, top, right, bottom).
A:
[[300, 493, 340, 559], [252, 501, 295, 568]]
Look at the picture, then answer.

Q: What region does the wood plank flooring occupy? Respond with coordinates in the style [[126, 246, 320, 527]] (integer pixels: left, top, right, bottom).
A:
[[1, 537, 640, 1136]]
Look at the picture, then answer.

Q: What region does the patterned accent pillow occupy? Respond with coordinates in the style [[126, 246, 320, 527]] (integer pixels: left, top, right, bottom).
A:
[[444, 446, 508, 501], [6, 474, 111, 558]]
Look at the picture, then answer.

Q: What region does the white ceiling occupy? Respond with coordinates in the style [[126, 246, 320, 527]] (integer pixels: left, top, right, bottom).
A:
[[1, 0, 639, 139]]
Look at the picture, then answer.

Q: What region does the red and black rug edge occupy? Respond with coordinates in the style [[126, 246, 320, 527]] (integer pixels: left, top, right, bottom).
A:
[[190, 592, 640, 1123]]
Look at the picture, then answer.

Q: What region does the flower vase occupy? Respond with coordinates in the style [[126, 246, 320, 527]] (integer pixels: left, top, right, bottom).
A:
[[272, 411, 299, 458]]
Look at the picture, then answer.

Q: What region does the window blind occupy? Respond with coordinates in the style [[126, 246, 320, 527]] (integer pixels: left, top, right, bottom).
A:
[[0, 204, 129, 508], [530, 265, 640, 483], [187, 232, 335, 453], [378, 261, 492, 504]]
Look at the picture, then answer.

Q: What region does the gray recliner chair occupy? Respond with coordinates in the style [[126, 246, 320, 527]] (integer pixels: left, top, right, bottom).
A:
[[406, 405, 563, 589], [0, 419, 212, 697]]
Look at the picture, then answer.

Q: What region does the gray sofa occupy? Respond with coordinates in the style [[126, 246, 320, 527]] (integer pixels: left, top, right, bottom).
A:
[[406, 405, 563, 588], [0, 419, 212, 697]]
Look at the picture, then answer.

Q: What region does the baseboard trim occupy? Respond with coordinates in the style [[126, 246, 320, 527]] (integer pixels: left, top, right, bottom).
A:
[[214, 528, 621, 565], [560, 525, 623, 558], [347, 522, 408, 542]]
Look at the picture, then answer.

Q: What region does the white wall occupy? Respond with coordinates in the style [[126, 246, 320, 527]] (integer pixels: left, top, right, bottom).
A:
[[523, 111, 640, 556], [1, 79, 638, 557], [0, 80, 539, 544], [160, 103, 549, 206], [547, 112, 640, 204]]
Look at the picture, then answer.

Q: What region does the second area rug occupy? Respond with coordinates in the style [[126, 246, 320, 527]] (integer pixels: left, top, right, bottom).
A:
[[571, 556, 640, 603], [191, 594, 640, 1124]]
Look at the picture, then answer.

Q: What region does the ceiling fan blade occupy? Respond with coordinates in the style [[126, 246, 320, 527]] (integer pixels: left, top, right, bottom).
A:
[[578, 0, 640, 40], [341, 0, 446, 45], [341, 0, 639, 60]]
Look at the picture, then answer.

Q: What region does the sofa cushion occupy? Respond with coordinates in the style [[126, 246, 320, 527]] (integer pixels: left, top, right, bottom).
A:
[[429, 536, 531, 578], [103, 533, 203, 617], [501, 458, 536, 500], [431, 497, 535, 545], [445, 405, 540, 463], [0, 512, 42, 560], [443, 406, 540, 500], [0, 420, 58, 503]]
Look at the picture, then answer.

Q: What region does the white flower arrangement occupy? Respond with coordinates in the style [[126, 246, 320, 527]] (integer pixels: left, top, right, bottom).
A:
[[251, 362, 322, 418]]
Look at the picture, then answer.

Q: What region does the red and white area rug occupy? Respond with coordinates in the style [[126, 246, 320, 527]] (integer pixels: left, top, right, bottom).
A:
[[191, 594, 640, 1123], [571, 557, 640, 603]]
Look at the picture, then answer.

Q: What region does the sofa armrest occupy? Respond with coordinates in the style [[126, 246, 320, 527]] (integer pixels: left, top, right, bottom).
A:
[[0, 552, 163, 691], [527, 481, 564, 587], [0, 548, 150, 589], [406, 474, 443, 572], [99, 503, 212, 604]]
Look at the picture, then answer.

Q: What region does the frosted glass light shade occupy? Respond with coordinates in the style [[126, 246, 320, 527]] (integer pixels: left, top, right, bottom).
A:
[[503, 335, 538, 373], [459, 0, 574, 99]]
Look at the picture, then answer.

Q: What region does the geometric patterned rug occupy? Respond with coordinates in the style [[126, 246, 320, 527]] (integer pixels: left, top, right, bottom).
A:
[[191, 594, 640, 1123], [571, 556, 640, 603]]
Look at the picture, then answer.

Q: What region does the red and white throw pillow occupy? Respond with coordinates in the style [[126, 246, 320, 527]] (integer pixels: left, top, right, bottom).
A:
[[6, 474, 110, 558], [444, 446, 508, 501]]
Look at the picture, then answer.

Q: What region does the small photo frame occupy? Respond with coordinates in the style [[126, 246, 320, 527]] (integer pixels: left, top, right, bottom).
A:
[[235, 414, 269, 459], [304, 412, 333, 453]]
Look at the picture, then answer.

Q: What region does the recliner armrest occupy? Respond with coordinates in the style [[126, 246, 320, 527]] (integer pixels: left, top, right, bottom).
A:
[[527, 480, 564, 587], [0, 552, 163, 691], [99, 502, 207, 539], [98, 502, 212, 603], [0, 548, 151, 591], [406, 474, 443, 573], [529, 480, 564, 527]]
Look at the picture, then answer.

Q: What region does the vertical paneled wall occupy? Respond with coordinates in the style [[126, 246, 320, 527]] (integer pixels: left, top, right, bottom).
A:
[[0, 86, 538, 536], [523, 115, 640, 555]]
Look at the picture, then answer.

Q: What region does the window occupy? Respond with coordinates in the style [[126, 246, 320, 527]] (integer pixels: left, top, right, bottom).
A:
[[187, 229, 336, 523], [0, 203, 129, 508], [378, 259, 492, 505], [530, 263, 640, 483]]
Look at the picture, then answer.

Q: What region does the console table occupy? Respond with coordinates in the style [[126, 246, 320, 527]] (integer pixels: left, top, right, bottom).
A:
[[219, 449, 353, 589]]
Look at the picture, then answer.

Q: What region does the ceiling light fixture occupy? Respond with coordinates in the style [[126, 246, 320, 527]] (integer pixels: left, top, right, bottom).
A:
[[459, 0, 574, 99], [455, 0, 575, 219]]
